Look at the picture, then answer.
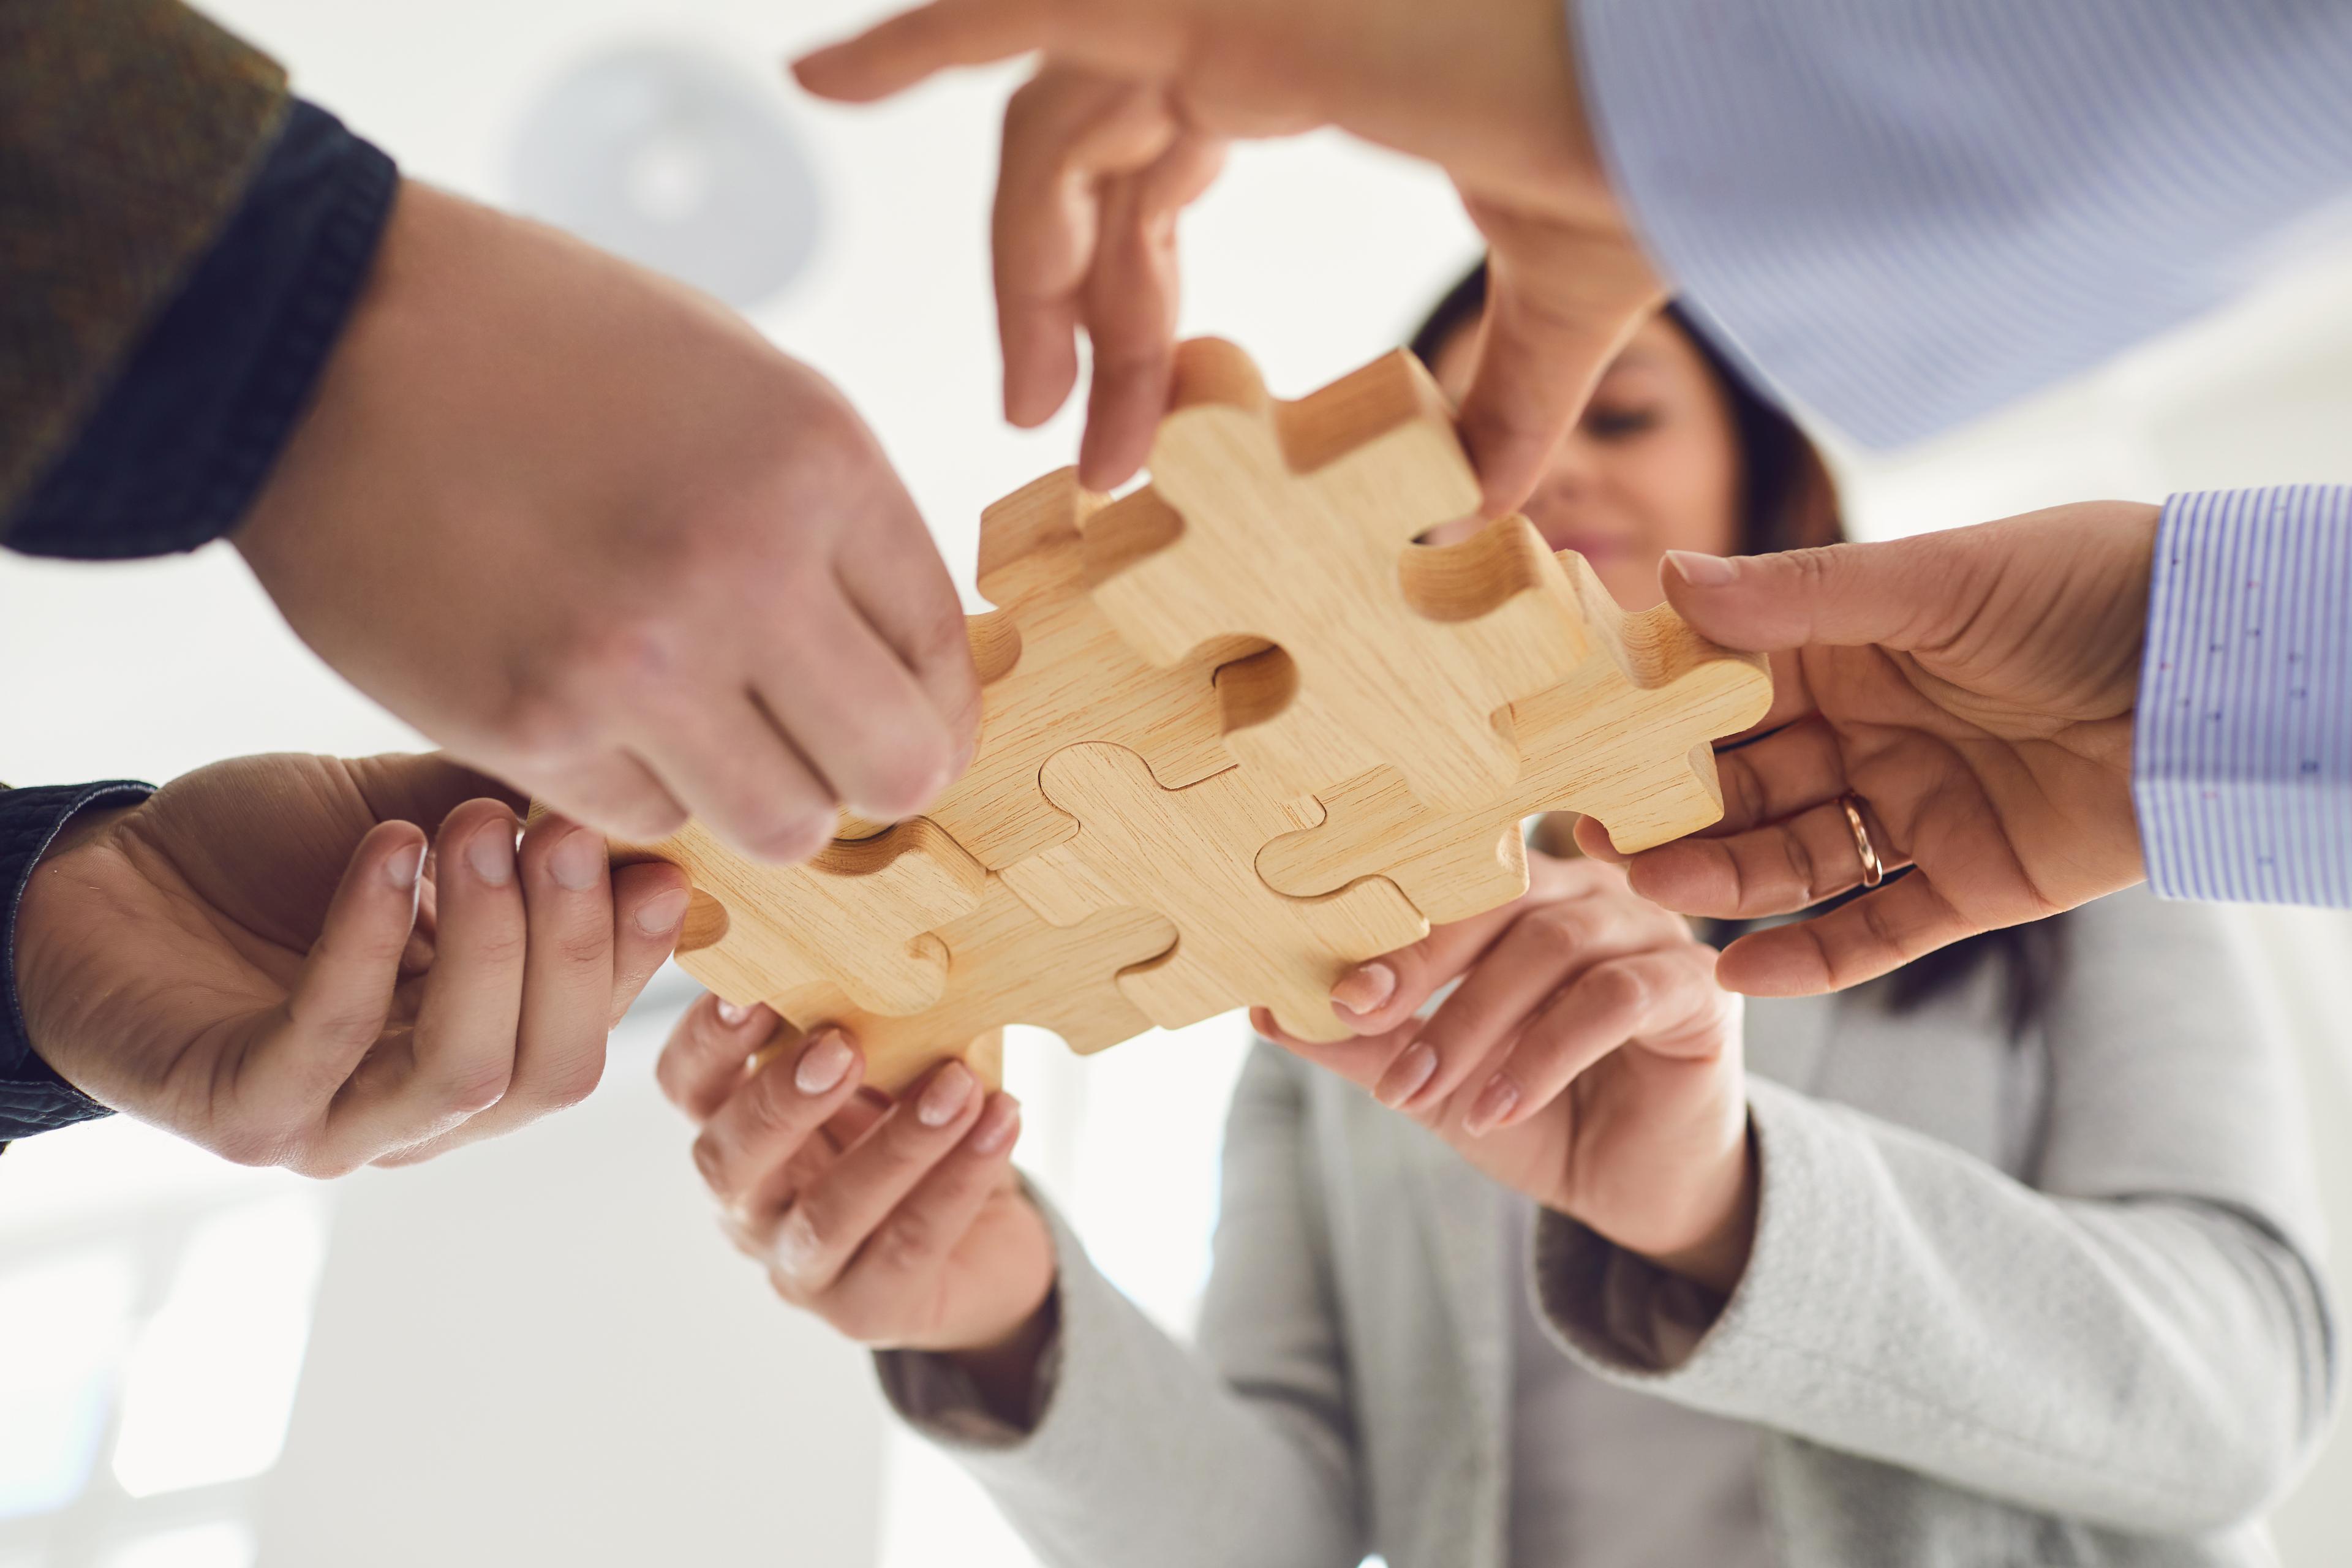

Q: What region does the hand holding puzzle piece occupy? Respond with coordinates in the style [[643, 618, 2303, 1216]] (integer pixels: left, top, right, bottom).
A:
[[603, 338, 1771, 1092]]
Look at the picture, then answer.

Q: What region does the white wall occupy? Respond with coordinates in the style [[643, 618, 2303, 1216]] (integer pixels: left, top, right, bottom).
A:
[[2, 2, 2348, 1564]]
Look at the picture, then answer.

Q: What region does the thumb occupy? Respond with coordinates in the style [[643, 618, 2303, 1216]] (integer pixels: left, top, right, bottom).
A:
[[1660, 533, 1980, 655]]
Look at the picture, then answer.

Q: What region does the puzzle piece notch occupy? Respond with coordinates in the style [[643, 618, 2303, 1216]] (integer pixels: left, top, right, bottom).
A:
[[1256, 552, 1773, 923], [1082, 338, 1590, 811], [758, 874, 1179, 1094], [617, 816, 985, 1017], [878, 468, 1261, 873], [1029, 741, 1428, 1044]]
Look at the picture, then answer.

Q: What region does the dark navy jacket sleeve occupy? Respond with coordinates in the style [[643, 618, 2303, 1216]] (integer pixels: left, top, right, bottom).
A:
[[1, 99, 396, 559], [1, 782, 156, 1143]]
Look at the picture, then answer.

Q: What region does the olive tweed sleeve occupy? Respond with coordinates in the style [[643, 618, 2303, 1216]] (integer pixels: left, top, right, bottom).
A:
[[0, 0, 288, 514]]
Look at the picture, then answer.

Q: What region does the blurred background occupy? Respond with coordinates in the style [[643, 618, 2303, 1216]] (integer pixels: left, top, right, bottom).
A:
[[2, 2, 2350, 1565]]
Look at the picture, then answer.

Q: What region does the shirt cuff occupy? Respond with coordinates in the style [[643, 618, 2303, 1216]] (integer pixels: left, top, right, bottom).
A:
[[1, 782, 155, 1140], [2135, 487, 2352, 908], [2, 99, 398, 559]]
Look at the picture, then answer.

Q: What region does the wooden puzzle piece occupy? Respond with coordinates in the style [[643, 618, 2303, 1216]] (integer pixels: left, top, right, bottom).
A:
[[760, 874, 1179, 1094], [1031, 742, 1428, 1044], [1256, 554, 1773, 922], [910, 468, 1261, 870], [1084, 338, 1589, 811], [615, 817, 985, 1016]]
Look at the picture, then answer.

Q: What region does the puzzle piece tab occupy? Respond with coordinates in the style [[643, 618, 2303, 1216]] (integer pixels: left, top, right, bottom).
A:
[[619, 817, 984, 1017], [1033, 742, 1428, 1044], [1084, 338, 1588, 810], [1256, 554, 1773, 922], [762, 874, 1179, 1094], [914, 469, 1259, 870]]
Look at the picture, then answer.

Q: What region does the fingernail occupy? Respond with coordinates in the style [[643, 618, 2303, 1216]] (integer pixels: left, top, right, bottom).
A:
[[387, 842, 426, 889], [1332, 962, 1397, 1017], [772, 1210, 818, 1280], [967, 1095, 1020, 1155], [1665, 549, 1739, 587], [465, 820, 516, 886], [916, 1062, 975, 1127], [548, 827, 604, 891], [1376, 1041, 1439, 1108], [1464, 1072, 1521, 1137], [716, 998, 752, 1027], [635, 888, 690, 935], [795, 1030, 854, 1096]]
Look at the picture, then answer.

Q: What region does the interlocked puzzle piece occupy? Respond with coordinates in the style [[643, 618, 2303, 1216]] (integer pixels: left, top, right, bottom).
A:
[[1256, 553, 1773, 922], [591, 337, 1772, 1096], [909, 467, 1259, 870], [755, 875, 1178, 1094], [615, 816, 984, 1016], [1084, 337, 1589, 811], [1027, 742, 1428, 1044]]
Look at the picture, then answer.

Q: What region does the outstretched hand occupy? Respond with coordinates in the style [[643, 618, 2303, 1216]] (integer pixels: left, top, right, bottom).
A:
[[794, 0, 1663, 514], [1576, 500, 2158, 995], [14, 753, 688, 1174], [657, 1001, 1052, 1414], [234, 184, 980, 865], [1263, 853, 1754, 1293]]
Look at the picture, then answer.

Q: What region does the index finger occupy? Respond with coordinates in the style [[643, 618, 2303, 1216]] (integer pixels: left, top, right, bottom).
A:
[[657, 992, 787, 1123], [795, 1, 1152, 105], [1453, 213, 1662, 515]]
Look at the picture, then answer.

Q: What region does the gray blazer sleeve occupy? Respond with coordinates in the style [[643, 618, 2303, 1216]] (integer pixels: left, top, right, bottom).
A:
[[1537, 892, 2339, 1535], [875, 1046, 1365, 1568]]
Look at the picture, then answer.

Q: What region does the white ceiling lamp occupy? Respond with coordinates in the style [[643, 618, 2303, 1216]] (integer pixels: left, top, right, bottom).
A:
[[510, 40, 823, 311]]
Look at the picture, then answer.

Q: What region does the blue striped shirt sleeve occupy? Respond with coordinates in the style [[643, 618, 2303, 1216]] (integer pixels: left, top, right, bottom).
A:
[[1572, 0, 2352, 447], [2136, 487, 2352, 907]]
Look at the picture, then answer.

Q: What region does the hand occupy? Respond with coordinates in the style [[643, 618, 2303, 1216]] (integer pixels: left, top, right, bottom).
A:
[[796, 0, 1663, 514], [1261, 853, 1753, 1293], [658, 999, 1053, 1396], [1575, 500, 2157, 995], [232, 183, 981, 864], [13, 753, 688, 1175]]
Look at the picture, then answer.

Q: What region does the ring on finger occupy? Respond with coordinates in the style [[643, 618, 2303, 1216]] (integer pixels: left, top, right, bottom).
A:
[[1839, 795, 1885, 889]]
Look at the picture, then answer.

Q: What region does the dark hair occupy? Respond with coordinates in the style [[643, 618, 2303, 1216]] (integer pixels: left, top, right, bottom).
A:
[[1410, 262, 2066, 1037]]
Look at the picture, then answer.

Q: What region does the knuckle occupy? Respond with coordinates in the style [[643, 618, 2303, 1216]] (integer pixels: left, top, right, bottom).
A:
[[212, 1119, 297, 1170], [1527, 899, 1604, 947], [571, 615, 690, 697], [691, 1131, 731, 1191], [461, 919, 530, 970], [1587, 960, 1650, 1015], [869, 1210, 943, 1273], [857, 734, 954, 817], [435, 1059, 512, 1116], [552, 925, 612, 971], [492, 685, 599, 767], [823, 1296, 888, 1344], [535, 1055, 606, 1110], [739, 1065, 802, 1136], [294, 1147, 366, 1180], [1781, 827, 1820, 900], [735, 804, 832, 864]]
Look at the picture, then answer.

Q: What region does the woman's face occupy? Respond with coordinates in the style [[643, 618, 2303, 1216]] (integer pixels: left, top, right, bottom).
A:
[[1427, 311, 1744, 609]]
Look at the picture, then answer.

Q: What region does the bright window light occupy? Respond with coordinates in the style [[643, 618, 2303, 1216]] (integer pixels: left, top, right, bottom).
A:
[[111, 1194, 330, 1498], [0, 1247, 137, 1518], [96, 1520, 255, 1568]]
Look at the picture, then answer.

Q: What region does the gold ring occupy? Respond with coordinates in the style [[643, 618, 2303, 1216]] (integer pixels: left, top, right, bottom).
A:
[[1839, 795, 1884, 888]]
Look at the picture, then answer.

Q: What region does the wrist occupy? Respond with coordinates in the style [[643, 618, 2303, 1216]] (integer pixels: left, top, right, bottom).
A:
[[1634, 1123, 1758, 1296], [4, 787, 150, 1112], [941, 1284, 1059, 1431]]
